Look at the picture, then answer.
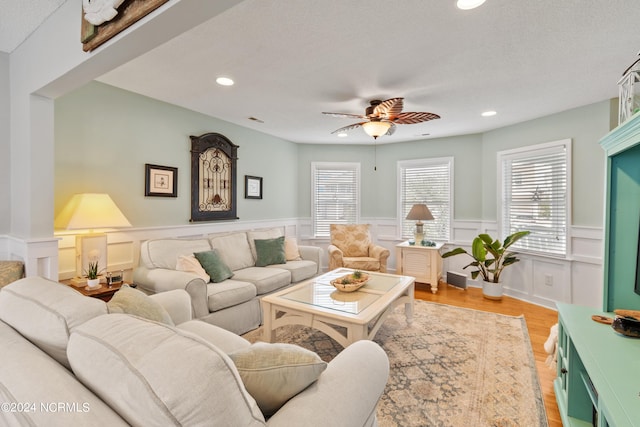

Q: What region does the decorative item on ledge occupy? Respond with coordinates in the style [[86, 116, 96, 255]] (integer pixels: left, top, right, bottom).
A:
[[618, 51, 640, 124], [330, 271, 370, 292]]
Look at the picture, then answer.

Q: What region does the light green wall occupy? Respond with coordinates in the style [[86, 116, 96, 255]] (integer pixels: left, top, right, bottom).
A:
[[296, 134, 483, 220], [481, 100, 612, 226], [55, 82, 614, 230], [54, 82, 299, 227]]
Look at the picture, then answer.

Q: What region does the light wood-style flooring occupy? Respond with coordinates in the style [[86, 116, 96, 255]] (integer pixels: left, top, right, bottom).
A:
[[414, 281, 562, 427]]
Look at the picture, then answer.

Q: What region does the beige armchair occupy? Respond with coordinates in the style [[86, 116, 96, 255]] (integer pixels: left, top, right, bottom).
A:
[[328, 224, 390, 273]]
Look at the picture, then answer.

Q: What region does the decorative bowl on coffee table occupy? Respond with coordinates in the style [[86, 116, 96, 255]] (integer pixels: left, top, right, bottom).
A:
[[330, 272, 370, 293]]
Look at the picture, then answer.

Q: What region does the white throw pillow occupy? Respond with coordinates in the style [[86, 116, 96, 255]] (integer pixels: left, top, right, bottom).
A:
[[284, 237, 302, 261], [229, 342, 327, 416], [176, 254, 210, 282], [107, 285, 174, 326]]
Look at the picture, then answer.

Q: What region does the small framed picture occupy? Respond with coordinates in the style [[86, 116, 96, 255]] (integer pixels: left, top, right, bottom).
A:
[[245, 175, 263, 199], [145, 164, 178, 197]]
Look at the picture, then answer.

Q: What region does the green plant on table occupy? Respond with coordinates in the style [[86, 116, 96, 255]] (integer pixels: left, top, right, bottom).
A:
[[441, 231, 530, 283]]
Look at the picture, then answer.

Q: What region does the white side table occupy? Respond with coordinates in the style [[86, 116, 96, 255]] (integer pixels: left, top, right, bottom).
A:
[[395, 241, 444, 294]]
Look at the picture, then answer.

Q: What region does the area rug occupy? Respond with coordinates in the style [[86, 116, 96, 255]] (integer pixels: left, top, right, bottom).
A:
[[243, 300, 548, 427]]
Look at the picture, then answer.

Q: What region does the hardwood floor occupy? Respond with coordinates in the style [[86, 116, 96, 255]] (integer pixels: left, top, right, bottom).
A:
[[414, 281, 562, 427]]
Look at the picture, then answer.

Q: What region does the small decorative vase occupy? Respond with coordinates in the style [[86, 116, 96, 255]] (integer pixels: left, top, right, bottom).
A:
[[482, 280, 503, 300], [86, 278, 101, 289]]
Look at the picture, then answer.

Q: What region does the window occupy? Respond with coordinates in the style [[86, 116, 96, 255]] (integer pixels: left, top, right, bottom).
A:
[[312, 162, 360, 237], [398, 157, 453, 241], [499, 139, 571, 257]]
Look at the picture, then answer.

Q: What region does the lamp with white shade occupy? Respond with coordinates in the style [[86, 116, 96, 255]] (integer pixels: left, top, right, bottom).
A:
[[55, 193, 131, 285], [405, 203, 434, 244]]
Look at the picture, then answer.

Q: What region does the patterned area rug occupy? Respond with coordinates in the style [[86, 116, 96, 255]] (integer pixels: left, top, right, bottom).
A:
[[243, 300, 548, 427]]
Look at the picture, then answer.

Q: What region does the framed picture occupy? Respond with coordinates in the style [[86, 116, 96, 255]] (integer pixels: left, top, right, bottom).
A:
[[245, 175, 263, 199], [145, 164, 178, 197]]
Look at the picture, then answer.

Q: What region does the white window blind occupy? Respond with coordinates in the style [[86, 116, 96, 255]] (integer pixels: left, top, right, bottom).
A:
[[499, 139, 571, 257], [312, 162, 360, 237], [398, 158, 453, 241]]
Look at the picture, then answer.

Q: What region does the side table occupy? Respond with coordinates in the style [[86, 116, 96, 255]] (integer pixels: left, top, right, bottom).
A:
[[61, 280, 130, 302], [395, 241, 443, 294]]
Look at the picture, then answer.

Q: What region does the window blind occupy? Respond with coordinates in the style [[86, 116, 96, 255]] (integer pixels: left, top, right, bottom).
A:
[[500, 141, 570, 256], [398, 158, 452, 241], [312, 162, 360, 237]]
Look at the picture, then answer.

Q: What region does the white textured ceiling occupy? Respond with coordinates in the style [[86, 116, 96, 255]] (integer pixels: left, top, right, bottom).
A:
[[4, 1, 640, 144], [0, 0, 67, 53]]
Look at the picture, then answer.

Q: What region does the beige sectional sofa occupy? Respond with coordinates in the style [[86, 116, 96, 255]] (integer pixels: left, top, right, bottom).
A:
[[133, 228, 322, 334], [0, 277, 389, 426]]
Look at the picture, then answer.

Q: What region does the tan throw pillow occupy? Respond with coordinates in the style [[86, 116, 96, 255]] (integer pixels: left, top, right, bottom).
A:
[[176, 255, 210, 282], [229, 342, 327, 417], [107, 285, 174, 326], [284, 237, 302, 261]]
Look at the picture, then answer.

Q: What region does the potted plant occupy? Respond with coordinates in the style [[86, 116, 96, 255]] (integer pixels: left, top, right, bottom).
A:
[[84, 250, 103, 289], [441, 231, 530, 300]]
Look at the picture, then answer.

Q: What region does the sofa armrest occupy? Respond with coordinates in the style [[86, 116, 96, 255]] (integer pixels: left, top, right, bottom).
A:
[[148, 290, 192, 325], [327, 244, 344, 271], [133, 266, 209, 319], [369, 244, 390, 273], [267, 340, 389, 427], [298, 245, 322, 274]]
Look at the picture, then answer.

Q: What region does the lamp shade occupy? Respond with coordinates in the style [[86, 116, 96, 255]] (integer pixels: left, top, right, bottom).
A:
[[55, 193, 131, 230], [406, 204, 434, 221], [362, 121, 391, 138]]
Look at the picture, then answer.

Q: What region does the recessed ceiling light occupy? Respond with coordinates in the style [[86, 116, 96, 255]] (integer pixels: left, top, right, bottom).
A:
[[337, 133, 348, 138], [216, 77, 234, 86], [457, 0, 486, 10], [481, 110, 497, 117]]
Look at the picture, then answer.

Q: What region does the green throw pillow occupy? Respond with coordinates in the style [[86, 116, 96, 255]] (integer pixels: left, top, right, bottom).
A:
[[254, 236, 286, 267], [107, 285, 174, 326], [193, 250, 234, 283]]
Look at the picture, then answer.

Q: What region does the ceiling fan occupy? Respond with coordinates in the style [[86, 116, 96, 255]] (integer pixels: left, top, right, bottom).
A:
[[323, 97, 440, 139]]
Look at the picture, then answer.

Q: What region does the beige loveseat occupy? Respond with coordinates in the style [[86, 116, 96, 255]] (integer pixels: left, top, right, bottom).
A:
[[133, 228, 322, 335], [0, 277, 389, 426]]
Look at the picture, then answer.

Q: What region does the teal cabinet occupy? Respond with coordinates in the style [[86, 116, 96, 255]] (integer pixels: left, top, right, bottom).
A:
[[599, 112, 640, 312], [555, 112, 640, 426], [555, 304, 640, 427]]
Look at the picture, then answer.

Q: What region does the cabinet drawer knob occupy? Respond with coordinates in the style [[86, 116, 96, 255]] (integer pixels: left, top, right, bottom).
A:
[[561, 368, 568, 374]]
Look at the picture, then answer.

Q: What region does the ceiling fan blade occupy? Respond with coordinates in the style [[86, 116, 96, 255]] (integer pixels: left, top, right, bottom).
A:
[[330, 122, 365, 134], [393, 112, 441, 124], [323, 112, 368, 119], [373, 98, 404, 119]]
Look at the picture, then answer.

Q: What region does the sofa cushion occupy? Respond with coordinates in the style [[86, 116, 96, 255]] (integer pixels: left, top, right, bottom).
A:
[[68, 314, 265, 426], [343, 257, 380, 272], [0, 277, 107, 369], [209, 232, 255, 271], [0, 321, 129, 426], [232, 267, 291, 295], [254, 236, 286, 267], [247, 227, 284, 260], [178, 320, 251, 354], [141, 238, 211, 270], [107, 285, 174, 326], [194, 249, 234, 282], [176, 254, 210, 282], [267, 260, 318, 283], [284, 237, 302, 261], [229, 342, 328, 417], [207, 280, 257, 312]]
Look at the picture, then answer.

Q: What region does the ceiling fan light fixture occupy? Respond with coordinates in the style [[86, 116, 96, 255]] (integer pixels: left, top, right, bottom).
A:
[[362, 121, 391, 139], [456, 0, 486, 10]]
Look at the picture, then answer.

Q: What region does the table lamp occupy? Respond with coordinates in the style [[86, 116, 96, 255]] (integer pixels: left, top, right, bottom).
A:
[[55, 193, 131, 285], [406, 203, 434, 244]]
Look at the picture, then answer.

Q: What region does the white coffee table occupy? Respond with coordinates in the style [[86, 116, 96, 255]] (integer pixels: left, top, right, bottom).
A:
[[261, 268, 415, 348]]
